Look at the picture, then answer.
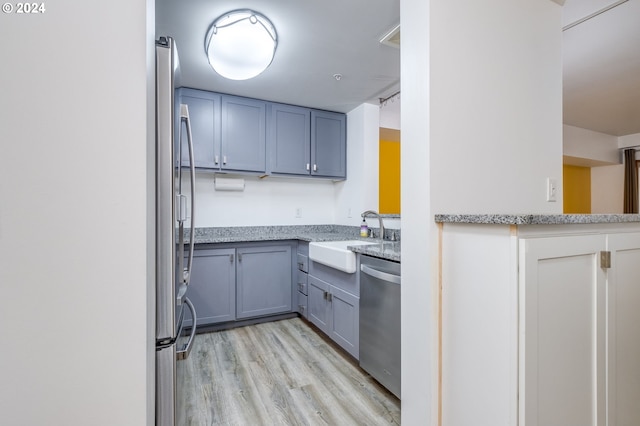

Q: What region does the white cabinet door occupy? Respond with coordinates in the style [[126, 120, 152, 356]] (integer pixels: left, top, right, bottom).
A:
[[519, 235, 607, 426], [607, 233, 640, 426]]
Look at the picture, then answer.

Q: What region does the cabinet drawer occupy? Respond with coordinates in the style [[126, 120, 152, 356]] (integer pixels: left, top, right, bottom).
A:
[[297, 291, 308, 319], [297, 253, 309, 273], [297, 270, 308, 294]]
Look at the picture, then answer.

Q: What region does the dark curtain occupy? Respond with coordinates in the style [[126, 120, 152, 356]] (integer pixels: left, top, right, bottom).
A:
[[623, 148, 638, 213]]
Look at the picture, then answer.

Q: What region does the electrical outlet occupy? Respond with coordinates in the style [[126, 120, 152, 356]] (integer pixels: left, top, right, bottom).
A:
[[295, 208, 302, 218], [546, 178, 557, 202]]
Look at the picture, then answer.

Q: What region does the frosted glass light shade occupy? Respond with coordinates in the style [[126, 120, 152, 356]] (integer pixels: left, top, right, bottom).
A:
[[205, 10, 277, 80]]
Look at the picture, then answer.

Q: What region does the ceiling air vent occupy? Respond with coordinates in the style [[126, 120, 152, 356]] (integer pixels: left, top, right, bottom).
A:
[[380, 24, 400, 49]]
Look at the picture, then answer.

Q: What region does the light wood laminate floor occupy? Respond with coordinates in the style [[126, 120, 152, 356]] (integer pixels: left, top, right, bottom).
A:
[[177, 317, 401, 425]]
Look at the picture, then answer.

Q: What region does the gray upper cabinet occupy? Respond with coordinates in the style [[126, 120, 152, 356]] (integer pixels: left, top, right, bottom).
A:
[[269, 103, 311, 175], [178, 88, 221, 169], [311, 110, 346, 179], [221, 95, 266, 173], [184, 247, 236, 327], [179, 88, 344, 178], [236, 244, 292, 319], [178, 90, 266, 173], [269, 105, 347, 179]]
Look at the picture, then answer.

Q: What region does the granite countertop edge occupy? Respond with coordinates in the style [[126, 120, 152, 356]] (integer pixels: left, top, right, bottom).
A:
[[185, 224, 401, 261], [434, 214, 640, 225]]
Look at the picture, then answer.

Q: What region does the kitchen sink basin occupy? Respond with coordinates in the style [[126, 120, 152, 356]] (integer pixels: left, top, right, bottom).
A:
[[309, 240, 377, 273]]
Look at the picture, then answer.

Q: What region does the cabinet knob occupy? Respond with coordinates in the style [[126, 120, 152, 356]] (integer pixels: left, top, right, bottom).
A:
[[306, 163, 310, 171], [214, 155, 219, 165], [313, 164, 317, 172]]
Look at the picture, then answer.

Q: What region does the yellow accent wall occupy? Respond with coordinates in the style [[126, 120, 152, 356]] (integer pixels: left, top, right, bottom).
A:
[[563, 164, 591, 213], [379, 130, 401, 214]]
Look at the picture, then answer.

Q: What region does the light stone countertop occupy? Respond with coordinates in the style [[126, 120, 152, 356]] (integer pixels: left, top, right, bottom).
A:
[[434, 214, 640, 225], [185, 225, 401, 262], [348, 241, 401, 263]]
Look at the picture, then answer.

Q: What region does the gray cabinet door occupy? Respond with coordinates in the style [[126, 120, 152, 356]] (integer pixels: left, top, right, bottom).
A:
[[311, 110, 346, 178], [185, 248, 236, 327], [221, 95, 266, 172], [269, 103, 311, 175], [236, 244, 292, 319], [308, 275, 331, 332], [178, 88, 221, 169], [328, 285, 359, 358]]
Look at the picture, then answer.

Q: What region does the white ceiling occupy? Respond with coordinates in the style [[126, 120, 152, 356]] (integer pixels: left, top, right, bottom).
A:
[[156, 0, 640, 136], [562, 0, 640, 136], [156, 0, 400, 113]]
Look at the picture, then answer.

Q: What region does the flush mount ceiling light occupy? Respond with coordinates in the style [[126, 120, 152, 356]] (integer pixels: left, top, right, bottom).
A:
[[205, 9, 277, 80]]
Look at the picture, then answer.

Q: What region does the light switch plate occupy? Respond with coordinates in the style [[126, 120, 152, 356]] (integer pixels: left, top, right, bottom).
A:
[[546, 178, 557, 202]]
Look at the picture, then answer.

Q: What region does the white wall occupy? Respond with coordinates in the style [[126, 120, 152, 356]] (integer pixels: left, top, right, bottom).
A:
[[186, 102, 381, 228], [188, 173, 337, 227], [592, 164, 624, 213], [401, 0, 434, 423], [334, 103, 381, 226], [564, 124, 620, 165], [401, 0, 563, 423], [429, 0, 563, 215], [0, 1, 153, 425], [619, 132, 640, 148], [380, 97, 401, 130], [562, 129, 640, 214]]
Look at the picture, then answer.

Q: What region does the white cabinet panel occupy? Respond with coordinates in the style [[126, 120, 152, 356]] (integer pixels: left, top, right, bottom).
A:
[[607, 233, 640, 426], [441, 223, 640, 426], [519, 235, 606, 426]]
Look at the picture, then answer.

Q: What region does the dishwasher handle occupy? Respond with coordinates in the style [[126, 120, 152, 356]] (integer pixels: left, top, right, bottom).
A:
[[361, 264, 401, 285]]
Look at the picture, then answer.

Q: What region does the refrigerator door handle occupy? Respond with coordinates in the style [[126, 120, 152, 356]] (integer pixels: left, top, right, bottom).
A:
[[176, 297, 197, 361], [180, 103, 196, 286], [176, 283, 187, 306]]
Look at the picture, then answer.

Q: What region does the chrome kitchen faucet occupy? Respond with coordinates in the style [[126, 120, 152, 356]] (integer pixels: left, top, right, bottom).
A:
[[361, 210, 385, 241]]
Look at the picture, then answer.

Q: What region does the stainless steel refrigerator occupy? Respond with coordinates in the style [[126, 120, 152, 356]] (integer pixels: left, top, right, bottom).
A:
[[155, 36, 197, 426]]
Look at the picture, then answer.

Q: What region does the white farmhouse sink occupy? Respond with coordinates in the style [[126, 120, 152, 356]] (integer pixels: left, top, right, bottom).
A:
[[309, 240, 377, 273]]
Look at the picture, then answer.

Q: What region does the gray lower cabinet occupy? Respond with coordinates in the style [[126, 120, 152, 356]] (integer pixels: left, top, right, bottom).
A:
[[296, 270, 309, 318], [236, 245, 292, 319], [296, 242, 309, 318], [308, 274, 360, 358], [184, 247, 235, 327], [187, 242, 294, 328]]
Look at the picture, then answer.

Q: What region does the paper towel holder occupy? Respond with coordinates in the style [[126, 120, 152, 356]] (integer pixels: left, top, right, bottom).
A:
[[214, 176, 245, 191]]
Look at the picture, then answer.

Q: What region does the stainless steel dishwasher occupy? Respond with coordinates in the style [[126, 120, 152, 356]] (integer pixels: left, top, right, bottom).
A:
[[359, 255, 401, 398]]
